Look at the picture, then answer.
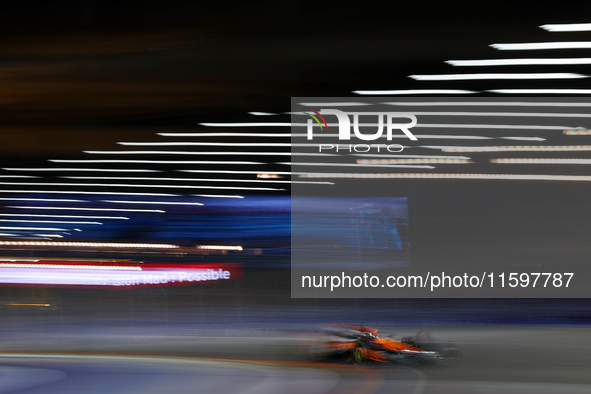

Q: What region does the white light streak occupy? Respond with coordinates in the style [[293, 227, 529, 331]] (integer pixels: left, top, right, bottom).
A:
[[353, 90, 477, 95], [192, 195, 244, 198], [491, 158, 591, 165], [0, 190, 179, 196], [416, 123, 570, 130], [298, 173, 591, 182], [487, 89, 591, 94], [0, 182, 285, 191], [0, 241, 179, 248], [446, 58, 591, 66], [0, 219, 103, 225], [63, 176, 330, 185], [0, 263, 141, 270], [117, 142, 290, 147], [299, 102, 372, 106], [232, 116, 579, 132], [0, 227, 69, 231], [540, 23, 591, 32], [325, 134, 544, 141], [502, 137, 547, 141], [384, 101, 591, 107], [0, 213, 129, 220], [0, 198, 87, 202], [441, 145, 591, 152], [84, 150, 304, 156], [409, 73, 588, 80], [7, 206, 165, 213], [158, 132, 291, 137], [412, 111, 591, 118], [280, 162, 435, 169], [491, 42, 591, 50], [357, 158, 472, 165], [196, 245, 243, 251], [352, 154, 471, 159], [409, 135, 544, 141], [179, 120, 584, 130], [199, 122, 291, 127], [49, 159, 265, 164], [0, 259, 40, 262], [101, 200, 204, 206], [3, 168, 160, 172], [33, 234, 63, 238], [180, 170, 292, 175], [285, 133, 541, 141]]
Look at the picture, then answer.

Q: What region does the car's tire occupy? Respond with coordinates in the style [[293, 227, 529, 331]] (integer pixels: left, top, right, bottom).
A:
[[353, 344, 370, 366]]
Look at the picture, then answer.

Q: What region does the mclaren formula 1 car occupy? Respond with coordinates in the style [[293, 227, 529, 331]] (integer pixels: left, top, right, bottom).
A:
[[301, 324, 460, 365]]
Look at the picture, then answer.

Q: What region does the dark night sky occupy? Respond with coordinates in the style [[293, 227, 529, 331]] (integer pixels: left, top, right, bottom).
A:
[[1, 1, 589, 158]]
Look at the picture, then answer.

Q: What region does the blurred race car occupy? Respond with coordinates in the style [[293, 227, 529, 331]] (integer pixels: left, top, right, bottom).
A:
[[301, 323, 460, 365]]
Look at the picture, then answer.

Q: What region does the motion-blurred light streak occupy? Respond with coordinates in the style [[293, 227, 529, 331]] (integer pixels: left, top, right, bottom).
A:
[[49, 159, 265, 164], [83, 150, 326, 156], [0, 226, 69, 231], [353, 89, 477, 95], [0, 213, 129, 220], [63, 176, 331, 185], [117, 142, 291, 147], [0, 175, 38, 178], [357, 158, 472, 164], [564, 128, 591, 135], [487, 89, 591, 94], [192, 194, 244, 198], [0, 263, 141, 270], [491, 158, 591, 164], [412, 111, 591, 118], [180, 170, 292, 175], [409, 73, 588, 80], [280, 162, 435, 169], [384, 101, 591, 107], [299, 102, 374, 106], [196, 245, 243, 250], [491, 42, 591, 50], [0, 198, 87, 202], [0, 190, 178, 196], [441, 145, 591, 152], [446, 58, 591, 66], [540, 23, 591, 32], [158, 132, 292, 137], [0, 182, 284, 191], [101, 200, 204, 206], [352, 154, 471, 159], [0, 219, 103, 225], [3, 168, 161, 172], [415, 123, 570, 130], [0, 261, 241, 287], [7, 206, 165, 213], [0, 241, 179, 248], [298, 173, 591, 181], [199, 122, 292, 127]]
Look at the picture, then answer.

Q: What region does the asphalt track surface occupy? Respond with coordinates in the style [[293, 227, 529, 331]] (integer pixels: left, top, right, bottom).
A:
[[2, 326, 591, 393]]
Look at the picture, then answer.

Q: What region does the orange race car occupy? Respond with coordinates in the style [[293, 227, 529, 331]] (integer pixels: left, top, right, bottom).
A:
[[302, 323, 460, 365]]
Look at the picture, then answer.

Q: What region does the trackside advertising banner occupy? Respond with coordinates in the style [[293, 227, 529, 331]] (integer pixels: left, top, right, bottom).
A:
[[0, 260, 243, 288], [291, 97, 591, 298]]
